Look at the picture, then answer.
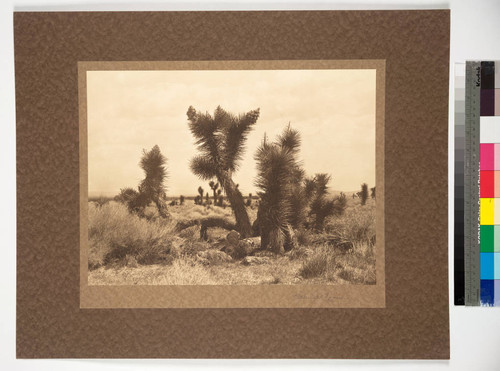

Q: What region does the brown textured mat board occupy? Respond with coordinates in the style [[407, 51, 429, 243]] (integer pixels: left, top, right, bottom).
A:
[[15, 10, 450, 358]]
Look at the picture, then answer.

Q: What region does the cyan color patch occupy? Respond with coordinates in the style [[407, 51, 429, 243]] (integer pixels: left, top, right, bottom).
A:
[[481, 253, 494, 279]]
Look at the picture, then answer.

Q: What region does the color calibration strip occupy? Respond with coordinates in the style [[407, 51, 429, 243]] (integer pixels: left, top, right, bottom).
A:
[[454, 63, 465, 305], [457, 61, 500, 306], [464, 61, 481, 306], [478, 61, 500, 306]]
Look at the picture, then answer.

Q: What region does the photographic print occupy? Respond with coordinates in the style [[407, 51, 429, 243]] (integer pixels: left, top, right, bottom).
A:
[[80, 60, 385, 308], [16, 10, 450, 358]]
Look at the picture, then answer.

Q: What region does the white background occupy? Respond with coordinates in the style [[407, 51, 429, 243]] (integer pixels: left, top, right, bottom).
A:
[[1, 0, 500, 370]]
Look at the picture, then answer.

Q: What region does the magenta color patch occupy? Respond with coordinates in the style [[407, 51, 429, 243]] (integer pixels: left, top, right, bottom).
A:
[[481, 143, 495, 170], [495, 144, 500, 170]]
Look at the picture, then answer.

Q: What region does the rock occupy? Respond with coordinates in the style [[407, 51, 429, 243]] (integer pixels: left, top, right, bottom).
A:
[[252, 250, 275, 257], [241, 256, 270, 266], [170, 236, 186, 249], [226, 230, 240, 247], [125, 255, 138, 268], [197, 250, 232, 265], [242, 237, 261, 248]]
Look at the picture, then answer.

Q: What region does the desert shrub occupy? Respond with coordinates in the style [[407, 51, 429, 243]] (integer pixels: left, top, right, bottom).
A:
[[335, 249, 376, 284], [325, 204, 376, 251], [88, 201, 175, 269], [89, 195, 113, 207], [287, 245, 311, 260], [295, 228, 311, 246], [178, 225, 200, 241], [299, 248, 330, 278], [298, 243, 376, 284]]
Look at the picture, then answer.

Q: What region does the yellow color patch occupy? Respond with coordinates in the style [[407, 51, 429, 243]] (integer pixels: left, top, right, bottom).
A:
[[481, 198, 495, 225]]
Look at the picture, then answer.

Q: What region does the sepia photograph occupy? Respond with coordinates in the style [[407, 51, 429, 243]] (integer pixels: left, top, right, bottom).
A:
[[83, 62, 380, 289]]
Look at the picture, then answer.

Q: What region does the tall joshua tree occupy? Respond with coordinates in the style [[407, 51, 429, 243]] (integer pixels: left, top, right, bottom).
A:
[[187, 105, 260, 237], [361, 183, 369, 206], [138, 145, 169, 218], [254, 127, 302, 253], [117, 145, 169, 218], [209, 180, 219, 205]]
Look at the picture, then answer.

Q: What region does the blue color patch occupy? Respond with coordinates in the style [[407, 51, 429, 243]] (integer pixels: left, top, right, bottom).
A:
[[481, 279, 495, 306]]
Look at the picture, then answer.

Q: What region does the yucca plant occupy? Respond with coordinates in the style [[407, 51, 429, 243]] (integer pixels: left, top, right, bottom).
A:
[[209, 180, 219, 205], [116, 145, 169, 219], [308, 173, 346, 230], [137, 145, 169, 218], [370, 186, 376, 199], [254, 127, 302, 253], [187, 105, 260, 237]]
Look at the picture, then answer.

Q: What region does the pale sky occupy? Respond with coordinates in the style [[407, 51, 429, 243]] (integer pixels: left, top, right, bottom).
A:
[[87, 69, 376, 197]]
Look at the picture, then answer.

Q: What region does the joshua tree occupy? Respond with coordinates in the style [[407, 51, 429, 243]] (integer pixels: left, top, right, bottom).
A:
[[117, 145, 169, 218], [179, 195, 185, 205], [370, 186, 376, 199], [197, 186, 204, 201], [361, 183, 369, 205], [187, 105, 260, 237], [246, 193, 252, 207], [194, 195, 201, 205], [254, 126, 302, 253], [205, 192, 210, 205], [137, 145, 169, 218], [308, 174, 346, 230], [209, 180, 219, 205]]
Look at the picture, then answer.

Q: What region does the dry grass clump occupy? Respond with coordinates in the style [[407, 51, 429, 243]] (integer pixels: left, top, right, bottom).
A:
[[299, 246, 331, 279], [325, 201, 376, 250], [298, 243, 376, 284], [88, 201, 176, 269], [89, 259, 217, 285]]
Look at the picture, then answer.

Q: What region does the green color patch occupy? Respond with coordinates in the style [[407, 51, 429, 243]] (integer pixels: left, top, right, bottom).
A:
[[494, 226, 500, 252], [481, 225, 495, 252]]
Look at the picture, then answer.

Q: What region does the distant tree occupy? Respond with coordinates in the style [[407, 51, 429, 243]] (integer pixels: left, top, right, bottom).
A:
[[187, 105, 260, 237], [361, 183, 368, 205], [254, 126, 302, 253], [209, 180, 219, 205], [370, 186, 376, 199], [179, 195, 185, 205], [194, 195, 201, 205], [246, 193, 252, 207], [205, 192, 210, 205], [197, 186, 204, 201]]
